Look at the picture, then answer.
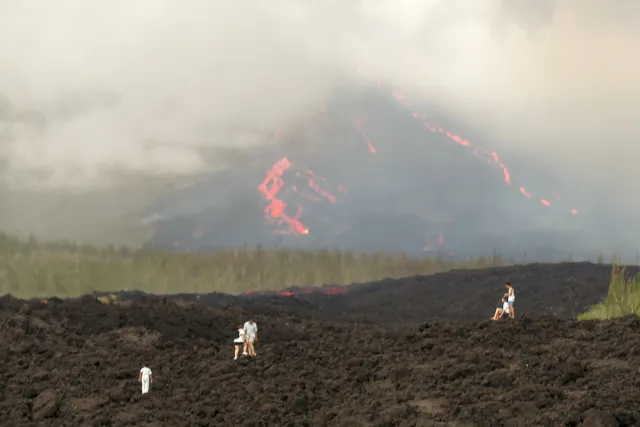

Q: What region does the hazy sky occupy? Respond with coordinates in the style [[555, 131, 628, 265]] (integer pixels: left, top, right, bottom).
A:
[[1, 0, 639, 248]]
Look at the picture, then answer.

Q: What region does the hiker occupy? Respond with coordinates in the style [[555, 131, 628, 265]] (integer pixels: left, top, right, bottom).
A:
[[491, 297, 510, 320], [504, 282, 515, 319], [138, 365, 152, 394], [243, 318, 258, 357], [234, 324, 246, 360]]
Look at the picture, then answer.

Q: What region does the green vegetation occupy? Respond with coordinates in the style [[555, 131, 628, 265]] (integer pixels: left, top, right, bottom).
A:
[[0, 232, 513, 299], [578, 266, 640, 320]]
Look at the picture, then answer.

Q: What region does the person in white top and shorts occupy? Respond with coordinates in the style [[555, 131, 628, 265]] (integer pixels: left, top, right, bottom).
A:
[[504, 282, 516, 318], [138, 366, 152, 394], [492, 297, 511, 320], [243, 318, 258, 357], [234, 325, 246, 360]]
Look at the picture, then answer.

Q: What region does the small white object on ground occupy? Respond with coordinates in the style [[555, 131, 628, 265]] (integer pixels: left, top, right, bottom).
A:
[[140, 366, 152, 394]]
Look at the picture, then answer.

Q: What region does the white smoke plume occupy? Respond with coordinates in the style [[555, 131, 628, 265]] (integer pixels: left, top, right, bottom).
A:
[[0, 0, 638, 249]]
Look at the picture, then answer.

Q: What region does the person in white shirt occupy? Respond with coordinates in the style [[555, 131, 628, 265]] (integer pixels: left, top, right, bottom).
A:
[[491, 297, 510, 320], [503, 282, 516, 318], [138, 366, 152, 394], [234, 324, 246, 360], [243, 318, 258, 356]]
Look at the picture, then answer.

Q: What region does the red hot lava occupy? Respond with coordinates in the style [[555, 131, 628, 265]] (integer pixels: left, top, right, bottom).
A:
[[258, 73, 581, 247], [245, 285, 349, 297], [356, 79, 580, 216], [258, 156, 345, 236]]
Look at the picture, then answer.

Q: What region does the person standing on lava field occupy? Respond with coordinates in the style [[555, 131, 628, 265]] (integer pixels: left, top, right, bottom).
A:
[[234, 324, 246, 360], [243, 318, 258, 357], [492, 297, 511, 320], [504, 282, 516, 319], [138, 365, 152, 394]]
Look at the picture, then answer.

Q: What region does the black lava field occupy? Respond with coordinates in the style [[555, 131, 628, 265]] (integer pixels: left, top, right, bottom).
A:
[[2, 262, 640, 426]]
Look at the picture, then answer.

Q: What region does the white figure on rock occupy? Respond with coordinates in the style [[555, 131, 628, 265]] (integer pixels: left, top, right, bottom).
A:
[[138, 366, 152, 394], [504, 282, 516, 318], [492, 297, 510, 320], [234, 324, 246, 360]]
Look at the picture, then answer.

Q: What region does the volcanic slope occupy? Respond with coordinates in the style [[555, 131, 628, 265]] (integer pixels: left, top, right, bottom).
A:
[[291, 262, 639, 321], [145, 82, 588, 260], [125, 262, 637, 322]]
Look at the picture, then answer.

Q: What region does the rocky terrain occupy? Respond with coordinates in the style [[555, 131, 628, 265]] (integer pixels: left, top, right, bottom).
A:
[[1, 262, 639, 426]]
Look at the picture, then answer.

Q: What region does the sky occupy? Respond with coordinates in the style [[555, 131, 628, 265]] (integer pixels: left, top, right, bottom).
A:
[[0, 0, 638, 251]]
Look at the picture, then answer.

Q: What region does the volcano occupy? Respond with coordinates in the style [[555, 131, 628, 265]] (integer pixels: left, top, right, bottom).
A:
[[142, 78, 586, 260]]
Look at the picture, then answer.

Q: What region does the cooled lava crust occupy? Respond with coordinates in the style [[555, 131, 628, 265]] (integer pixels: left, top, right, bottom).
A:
[[2, 262, 639, 426]]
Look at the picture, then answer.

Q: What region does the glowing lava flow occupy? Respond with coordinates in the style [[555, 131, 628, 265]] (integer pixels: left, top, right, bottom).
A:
[[354, 117, 377, 153], [362, 80, 580, 216], [259, 75, 579, 242], [245, 285, 349, 297], [423, 232, 445, 252], [257, 157, 307, 235], [258, 156, 344, 236]]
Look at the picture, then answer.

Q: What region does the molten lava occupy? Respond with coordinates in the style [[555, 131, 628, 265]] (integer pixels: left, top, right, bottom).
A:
[[382, 81, 579, 215], [354, 117, 377, 153], [258, 156, 343, 236], [258, 75, 581, 249], [245, 285, 349, 297]]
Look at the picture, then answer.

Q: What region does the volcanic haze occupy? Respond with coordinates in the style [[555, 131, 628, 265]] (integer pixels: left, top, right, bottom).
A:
[[0, 0, 638, 256]]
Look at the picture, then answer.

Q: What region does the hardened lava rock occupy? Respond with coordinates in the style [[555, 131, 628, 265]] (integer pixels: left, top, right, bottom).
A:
[[1, 262, 639, 426]]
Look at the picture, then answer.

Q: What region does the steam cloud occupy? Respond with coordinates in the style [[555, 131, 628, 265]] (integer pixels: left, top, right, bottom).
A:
[[1, 0, 639, 253]]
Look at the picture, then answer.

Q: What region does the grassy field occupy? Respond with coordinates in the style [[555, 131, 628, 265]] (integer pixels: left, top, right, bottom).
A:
[[0, 232, 515, 299], [4, 231, 635, 318], [578, 266, 640, 320]]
